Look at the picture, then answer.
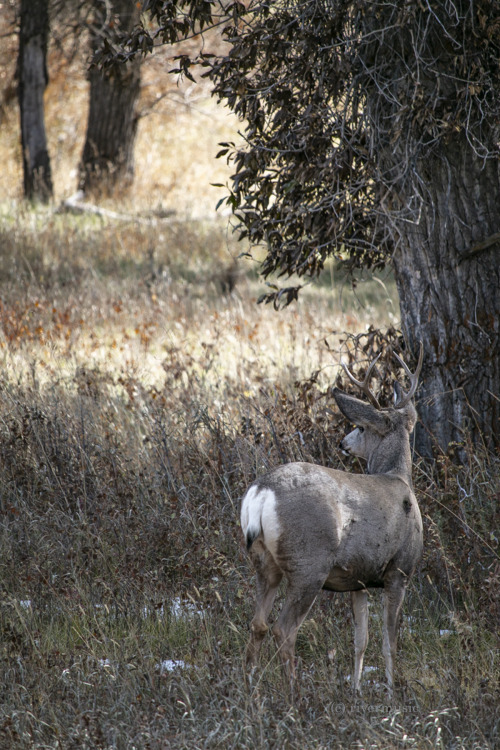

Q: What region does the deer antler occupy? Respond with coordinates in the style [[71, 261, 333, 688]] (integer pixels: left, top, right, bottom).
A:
[[342, 352, 382, 410], [391, 341, 424, 408]]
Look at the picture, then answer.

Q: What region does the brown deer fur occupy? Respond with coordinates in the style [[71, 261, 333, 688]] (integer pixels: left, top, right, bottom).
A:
[[240, 349, 423, 695]]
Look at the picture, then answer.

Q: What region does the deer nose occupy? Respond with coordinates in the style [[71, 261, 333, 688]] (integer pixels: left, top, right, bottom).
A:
[[339, 438, 350, 455]]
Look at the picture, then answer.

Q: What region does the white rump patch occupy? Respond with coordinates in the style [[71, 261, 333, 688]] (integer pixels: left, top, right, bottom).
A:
[[241, 485, 280, 557], [240, 485, 259, 536]]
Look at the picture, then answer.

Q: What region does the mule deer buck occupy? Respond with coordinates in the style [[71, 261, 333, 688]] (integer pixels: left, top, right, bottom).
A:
[[240, 345, 423, 695]]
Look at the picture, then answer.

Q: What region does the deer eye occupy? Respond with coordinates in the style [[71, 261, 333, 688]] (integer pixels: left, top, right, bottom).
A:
[[357, 426, 364, 433]]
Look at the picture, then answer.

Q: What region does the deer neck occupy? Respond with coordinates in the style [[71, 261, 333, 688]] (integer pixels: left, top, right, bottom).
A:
[[366, 437, 413, 487]]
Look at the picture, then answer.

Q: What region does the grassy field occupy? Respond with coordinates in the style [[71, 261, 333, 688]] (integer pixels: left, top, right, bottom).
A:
[[0, 19, 499, 750]]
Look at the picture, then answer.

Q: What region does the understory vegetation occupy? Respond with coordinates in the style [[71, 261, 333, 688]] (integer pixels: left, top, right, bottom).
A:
[[0, 208, 498, 749]]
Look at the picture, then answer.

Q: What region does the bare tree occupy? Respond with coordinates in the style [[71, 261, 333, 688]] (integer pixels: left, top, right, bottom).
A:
[[108, 0, 500, 456], [18, 0, 53, 201], [79, 0, 141, 195]]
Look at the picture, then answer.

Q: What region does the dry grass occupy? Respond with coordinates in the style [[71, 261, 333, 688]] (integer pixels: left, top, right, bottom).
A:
[[0, 14, 499, 750]]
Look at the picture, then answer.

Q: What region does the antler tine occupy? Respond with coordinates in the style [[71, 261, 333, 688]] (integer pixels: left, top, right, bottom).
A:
[[341, 352, 382, 409], [392, 341, 424, 408]]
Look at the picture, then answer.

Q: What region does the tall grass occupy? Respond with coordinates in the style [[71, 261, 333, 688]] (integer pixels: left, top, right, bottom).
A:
[[0, 207, 498, 749]]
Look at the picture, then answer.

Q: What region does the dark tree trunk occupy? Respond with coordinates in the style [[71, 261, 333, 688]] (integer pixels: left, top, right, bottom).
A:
[[18, 0, 52, 202], [394, 136, 500, 456], [79, 0, 141, 196]]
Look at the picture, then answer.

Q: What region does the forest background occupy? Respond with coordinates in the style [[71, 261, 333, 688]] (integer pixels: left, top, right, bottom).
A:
[[0, 2, 499, 748]]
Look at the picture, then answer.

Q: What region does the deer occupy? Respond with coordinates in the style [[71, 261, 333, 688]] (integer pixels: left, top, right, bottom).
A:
[[240, 345, 423, 696]]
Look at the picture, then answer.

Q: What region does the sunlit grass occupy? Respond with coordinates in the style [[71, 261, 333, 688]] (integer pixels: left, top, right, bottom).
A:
[[0, 201, 397, 402]]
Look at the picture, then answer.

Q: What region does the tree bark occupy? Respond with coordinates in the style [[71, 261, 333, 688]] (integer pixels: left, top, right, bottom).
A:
[[394, 137, 500, 456], [79, 0, 141, 196], [18, 0, 53, 202]]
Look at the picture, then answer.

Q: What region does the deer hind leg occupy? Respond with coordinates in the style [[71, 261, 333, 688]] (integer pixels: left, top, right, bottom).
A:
[[351, 589, 369, 693], [271, 577, 324, 679], [246, 543, 283, 668], [382, 575, 407, 697]]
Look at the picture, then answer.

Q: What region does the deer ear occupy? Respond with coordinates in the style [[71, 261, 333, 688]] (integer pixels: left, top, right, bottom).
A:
[[393, 381, 404, 406], [393, 382, 418, 431], [332, 389, 390, 435]]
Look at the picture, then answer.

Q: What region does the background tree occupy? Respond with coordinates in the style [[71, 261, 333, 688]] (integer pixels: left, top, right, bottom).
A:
[[18, 0, 53, 201], [79, 0, 141, 195], [114, 0, 500, 456]]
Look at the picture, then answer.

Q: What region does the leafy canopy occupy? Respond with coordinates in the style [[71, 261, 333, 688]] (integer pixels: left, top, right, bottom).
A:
[[105, 0, 500, 306]]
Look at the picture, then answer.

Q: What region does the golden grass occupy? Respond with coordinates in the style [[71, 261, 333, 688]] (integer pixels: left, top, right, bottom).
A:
[[0, 204, 398, 417]]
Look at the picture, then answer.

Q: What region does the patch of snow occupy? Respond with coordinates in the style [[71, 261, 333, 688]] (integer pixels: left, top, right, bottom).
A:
[[142, 597, 204, 620], [344, 666, 383, 689], [345, 666, 379, 681], [156, 659, 191, 674]]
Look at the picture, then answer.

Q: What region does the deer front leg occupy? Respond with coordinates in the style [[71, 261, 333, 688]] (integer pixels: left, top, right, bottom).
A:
[[382, 576, 407, 697], [351, 589, 369, 693]]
